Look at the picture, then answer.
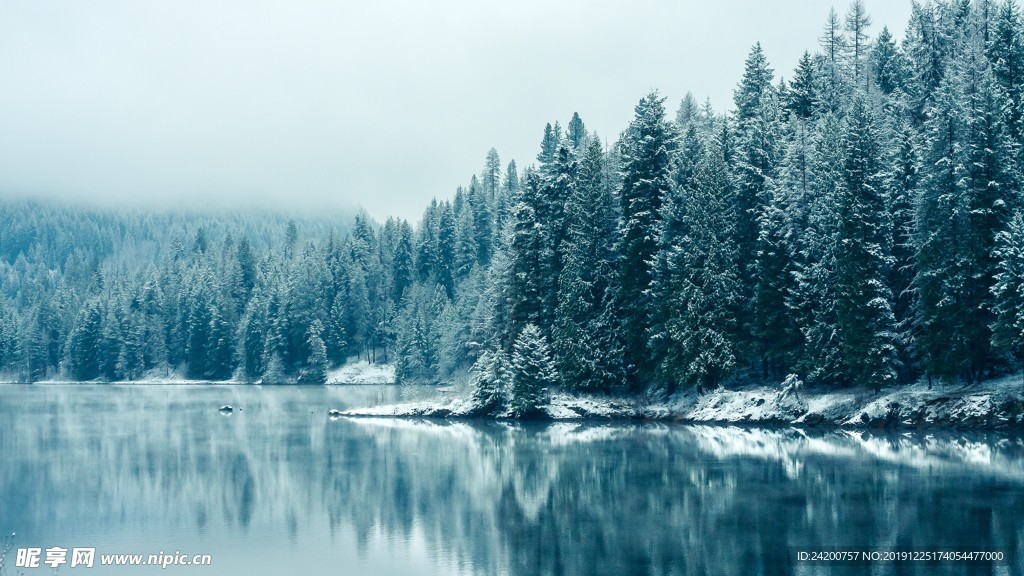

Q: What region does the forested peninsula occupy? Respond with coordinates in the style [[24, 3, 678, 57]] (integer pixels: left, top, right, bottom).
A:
[[3, 0, 1024, 426]]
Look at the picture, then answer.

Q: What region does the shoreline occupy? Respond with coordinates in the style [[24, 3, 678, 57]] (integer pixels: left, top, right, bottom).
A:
[[3, 374, 1020, 431], [339, 376, 1024, 430]]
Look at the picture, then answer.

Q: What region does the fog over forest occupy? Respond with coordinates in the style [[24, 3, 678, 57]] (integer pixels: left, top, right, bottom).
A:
[[0, 0, 910, 222]]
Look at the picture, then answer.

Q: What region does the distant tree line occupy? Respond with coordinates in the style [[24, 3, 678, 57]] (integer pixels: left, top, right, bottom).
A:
[[2, 1, 1024, 410]]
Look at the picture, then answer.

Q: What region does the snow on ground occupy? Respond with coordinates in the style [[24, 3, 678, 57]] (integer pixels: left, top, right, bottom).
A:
[[343, 397, 470, 417], [326, 361, 396, 385], [339, 374, 1024, 430]]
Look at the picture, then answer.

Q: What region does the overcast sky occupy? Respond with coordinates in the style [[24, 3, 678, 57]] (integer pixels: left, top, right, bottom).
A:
[[0, 0, 913, 223]]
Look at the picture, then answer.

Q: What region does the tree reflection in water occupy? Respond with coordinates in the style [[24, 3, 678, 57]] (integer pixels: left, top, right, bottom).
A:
[[0, 385, 1021, 575]]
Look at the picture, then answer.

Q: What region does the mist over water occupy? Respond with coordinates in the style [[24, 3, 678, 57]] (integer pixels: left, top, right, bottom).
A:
[[0, 384, 1021, 576]]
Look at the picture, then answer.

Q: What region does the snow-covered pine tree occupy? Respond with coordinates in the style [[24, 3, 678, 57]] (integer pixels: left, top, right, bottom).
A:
[[567, 112, 586, 149], [390, 222, 415, 303], [991, 210, 1024, 375], [67, 299, 104, 381], [989, 0, 1024, 141], [326, 293, 348, 366], [537, 122, 558, 168], [676, 92, 699, 131], [672, 122, 705, 194], [788, 51, 818, 120], [754, 184, 799, 379], [469, 348, 510, 415], [0, 301, 18, 375], [99, 306, 123, 381], [659, 148, 740, 393], [792, 113, 846, 386], [734, 46, 781, 366], [903, 1, 945, 122], [504, 170, 549, 348], [508, 324, 556, 418], [617, 91, 674, 385], [871, 26, 909, 97], [916, 37, 1017, 384], [470, 175, 494, 267], [734, 43, 776, 123], [835, 95, 899, 392], [482, 148, 502, 202], [436, 202, 457, 298], [185, 285, 213, 379], [454, 201, 478, 280], [301, 319, 328, 384], [206, 304, 235, 380], [240, 292, 268, 380], [886, 118, 922, 383], [553, 138, 626, 393], [494, 159, 519, 236], [538, 143, 578, 342]]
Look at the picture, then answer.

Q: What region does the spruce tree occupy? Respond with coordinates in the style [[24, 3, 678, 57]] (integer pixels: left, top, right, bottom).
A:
[[537, 123, 558, 167], [792, 114, 846, 385], [991, 210, 1024, 374], [676, 92, 699, 130], [301, 319, 328, 384], [240, 293, 268, 380], [735, 43, 775, 123], [788, 51, 818, 119], [835, 95, 899, 392], [505, 171, 549, 347], [326, 293, 348, 365], [916, 42, 1016, 383], [903, 1, 945, 121], [509, 324, 556, 418], [871, 26, 908, 96], [567, 112, 586, 149], [734, 50, 781, 364], [469, 349, 510, 415], [482, 148, 502, 200], [553, 139, 626, 392], [754, 184, 799, 379], [990, 0, 1024, 140], [391, 221, 415, 303], [185, 286, 213, 379], [206, 304, 235, 380], [617, 91, 674, 384], [67, 299, 104, 381], [117, 313, 146, 380], [540, 143, 577, 340], [659, 149, 740, 393], [887, 119, 922, 382]]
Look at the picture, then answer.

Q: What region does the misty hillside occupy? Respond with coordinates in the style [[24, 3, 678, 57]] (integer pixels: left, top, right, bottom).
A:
[[2, 1, 1024, 419]]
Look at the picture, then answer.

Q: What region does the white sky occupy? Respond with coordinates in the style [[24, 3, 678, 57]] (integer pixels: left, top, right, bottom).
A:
[[0, 0, 913, 224]]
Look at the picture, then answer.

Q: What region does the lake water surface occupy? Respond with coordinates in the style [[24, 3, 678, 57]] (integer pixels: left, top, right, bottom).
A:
[[0, 384, 1022, 575]]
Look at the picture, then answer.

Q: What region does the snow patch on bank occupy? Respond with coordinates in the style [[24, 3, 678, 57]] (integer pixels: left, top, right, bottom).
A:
[[338, 374, 1024, 429], [326, 361, 396, 385]]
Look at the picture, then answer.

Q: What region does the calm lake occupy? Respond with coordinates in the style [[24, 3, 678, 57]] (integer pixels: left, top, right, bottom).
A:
[[0, 384, 1021, 576]]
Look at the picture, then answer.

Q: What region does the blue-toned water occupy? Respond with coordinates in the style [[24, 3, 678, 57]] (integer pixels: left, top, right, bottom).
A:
[[0, 384, 1021, 575]]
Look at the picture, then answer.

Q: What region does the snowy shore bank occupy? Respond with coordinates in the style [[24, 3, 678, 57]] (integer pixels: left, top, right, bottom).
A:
[[340, 376, 1024, 430]]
